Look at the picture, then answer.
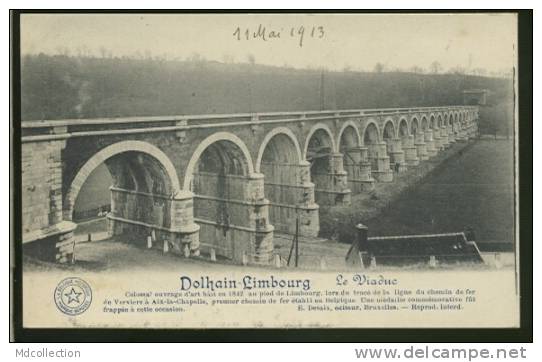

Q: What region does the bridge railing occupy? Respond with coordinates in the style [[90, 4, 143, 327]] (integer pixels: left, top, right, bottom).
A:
[[21, 105, 478, 141]]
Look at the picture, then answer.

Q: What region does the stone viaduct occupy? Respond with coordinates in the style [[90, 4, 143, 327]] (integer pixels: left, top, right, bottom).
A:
[[21, 105, 479, 264]]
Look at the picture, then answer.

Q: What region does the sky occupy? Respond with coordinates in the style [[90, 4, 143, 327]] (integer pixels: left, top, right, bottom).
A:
[[20, 13, 517, 73]]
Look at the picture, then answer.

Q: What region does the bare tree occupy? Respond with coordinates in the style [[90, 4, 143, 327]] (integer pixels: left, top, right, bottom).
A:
[[187, 52, 204, 62], [429, 61, 443, 74], [373, 62, 385, 73], [448, 66, 467, 75], [99, 46, 109, 59], [221, 53, 234, 64], [55, 46, 71, 56], [472, 68, 488, 76], [409, 66, 425, 74], [76, 45, 92, 58]]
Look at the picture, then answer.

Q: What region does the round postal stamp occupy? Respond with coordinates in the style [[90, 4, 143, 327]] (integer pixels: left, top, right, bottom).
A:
[[54, 277, 92, 316]]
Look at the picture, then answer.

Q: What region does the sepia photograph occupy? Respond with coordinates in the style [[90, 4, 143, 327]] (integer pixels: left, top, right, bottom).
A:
[[10, 10, 530, 339]]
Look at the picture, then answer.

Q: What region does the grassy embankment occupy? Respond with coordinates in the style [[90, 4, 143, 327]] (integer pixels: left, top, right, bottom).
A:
[[319, 139, 515, 251]]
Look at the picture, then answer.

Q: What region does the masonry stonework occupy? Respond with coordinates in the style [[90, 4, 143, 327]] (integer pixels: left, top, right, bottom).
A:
[[21, 106, 478, 265]]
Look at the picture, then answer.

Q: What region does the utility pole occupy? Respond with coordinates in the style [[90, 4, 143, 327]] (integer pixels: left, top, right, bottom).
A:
[[319, 69, 325, 111]]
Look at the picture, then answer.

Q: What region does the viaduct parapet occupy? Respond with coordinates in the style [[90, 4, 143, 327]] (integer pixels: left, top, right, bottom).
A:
[[21, 105, 479, 264]]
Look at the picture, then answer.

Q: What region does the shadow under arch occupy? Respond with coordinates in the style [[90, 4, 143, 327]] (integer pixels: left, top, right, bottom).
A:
[[256, 127, 318, 236], [303, 123, 336, 160], [183, 132, 254, 191], [338, 121, 372, 194], [305, 123, 349, 205], [382, 119, 404, 171], [185, 132, 273, 263], [64, 140, 180, 222], [363, 121, 381, 171], [411, 117, 420, 136], [255, 127, 303, 174], [363, 120, 393, 182]]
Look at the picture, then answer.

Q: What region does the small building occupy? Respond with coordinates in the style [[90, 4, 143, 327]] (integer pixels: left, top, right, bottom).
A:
[[463, 89, 491, 105]]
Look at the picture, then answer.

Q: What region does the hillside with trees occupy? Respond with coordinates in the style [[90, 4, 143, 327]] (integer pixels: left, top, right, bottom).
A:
[[20, 54, 513, 135]]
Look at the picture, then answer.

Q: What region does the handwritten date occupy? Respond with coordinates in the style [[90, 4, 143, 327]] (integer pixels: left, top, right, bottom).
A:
[[233, 24, 325, 47]]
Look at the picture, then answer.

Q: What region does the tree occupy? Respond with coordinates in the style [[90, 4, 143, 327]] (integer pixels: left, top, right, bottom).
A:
[[221, 53, 234, 64], [55, 46, 71, 56], [187, 52, 204, 63], [75, 45, 92, 58], [448, 66, 467, 75], [472, 68, 488, 76], [429, 61, 442, 74], [409, 66, 425, 74], [373, 62, 385, 73], [99, 46, 109, 59]]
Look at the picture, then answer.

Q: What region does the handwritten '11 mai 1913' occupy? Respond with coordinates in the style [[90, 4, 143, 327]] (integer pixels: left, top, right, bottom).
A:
[[233, 24, 325, 47]]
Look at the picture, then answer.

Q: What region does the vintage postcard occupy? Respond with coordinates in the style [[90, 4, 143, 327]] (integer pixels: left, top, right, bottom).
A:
[[12, 12, 522, 331]]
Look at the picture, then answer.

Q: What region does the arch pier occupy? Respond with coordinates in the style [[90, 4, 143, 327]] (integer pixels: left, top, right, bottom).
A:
[[438, 116, 450, 148], [421, 117, 437, 158], [431, 116, 442, 151], [448, 117, 457, 143], [364, 122, 393, 182], [338, 123, 375, 194], [412, 118, 429, 161], [187, 134, 274, 264], [21, 105, 478, 264], [424, 128, 437, 157], [455, 114, 467, 141], [398, 119, 419, 167], [305, 125, 351, 206], [257, 129, 319, 237], [383, 120, 407, 173]]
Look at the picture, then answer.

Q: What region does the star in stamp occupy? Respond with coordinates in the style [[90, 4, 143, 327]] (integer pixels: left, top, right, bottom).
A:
[[54, 277, 92, 316]]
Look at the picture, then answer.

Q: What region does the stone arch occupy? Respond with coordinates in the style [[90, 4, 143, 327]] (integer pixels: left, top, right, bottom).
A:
[[399, 118, 409, 137], [187, 132, 274, 262], [303, 123, 336, 159], [410, 117, 420, 135], [430, 114, 436, 129], [254, 127, 307, 235], [64, 140, 180, 221], [382, 119, 396, 140], [421, 116, 429, 131], [338, 121, 366, 195], [361, 120, 381, 145], [305, 122, 348, 206], [381, 119, 398, 166], [363, 119, 393, 180], [255, 127, 303, 173], [453, 112, 460, 131], [437, 114, 443, 128], [363, 121, 381, 173], [183, 132, 254, 191], [336, 120, 362, 150]]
